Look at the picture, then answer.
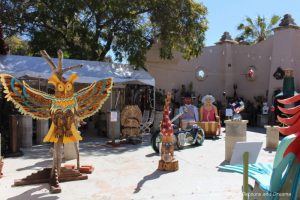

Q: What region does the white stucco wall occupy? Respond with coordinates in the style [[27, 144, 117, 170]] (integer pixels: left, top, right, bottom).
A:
[[231, 38, 273, 102], [145, 27, 300, 105], [146, 44, 225, 101]]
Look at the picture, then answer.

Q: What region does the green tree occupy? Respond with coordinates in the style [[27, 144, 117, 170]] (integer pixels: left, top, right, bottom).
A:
[[1, 0, 208, 68], [5, 36, 30, 55], [0, 22, 9, 55], [236, 15, 280, 44]]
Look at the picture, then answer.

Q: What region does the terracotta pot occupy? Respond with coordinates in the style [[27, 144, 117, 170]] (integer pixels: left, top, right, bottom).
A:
[[0, 160, 3, 177]]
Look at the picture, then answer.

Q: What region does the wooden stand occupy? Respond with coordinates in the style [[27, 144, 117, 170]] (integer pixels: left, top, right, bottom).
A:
[[13, 167, 88, 193], [158, 159, 179, 171]]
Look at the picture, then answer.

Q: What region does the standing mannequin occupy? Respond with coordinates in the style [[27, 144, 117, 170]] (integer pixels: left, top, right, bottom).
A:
[[200, 95, 219, 122]]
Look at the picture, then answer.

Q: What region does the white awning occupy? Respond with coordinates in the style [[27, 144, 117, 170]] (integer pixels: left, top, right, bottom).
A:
[[0, 55, 155, 86]]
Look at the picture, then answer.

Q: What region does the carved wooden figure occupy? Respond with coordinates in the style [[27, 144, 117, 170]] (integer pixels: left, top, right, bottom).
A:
[[0, 50, 113, 192], [158, 93, 178, 171]]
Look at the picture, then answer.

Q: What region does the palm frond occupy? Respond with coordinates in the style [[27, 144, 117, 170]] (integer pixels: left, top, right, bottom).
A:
[[270, 15, 280, 26], [237, 15, 279, 44], [237, 23, 245, 30], [245, 17, 254, 27]]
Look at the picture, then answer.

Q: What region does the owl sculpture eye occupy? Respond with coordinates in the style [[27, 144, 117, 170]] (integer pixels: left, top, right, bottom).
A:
[[58, 84, 65, 92], [66, 82, 73, 91]]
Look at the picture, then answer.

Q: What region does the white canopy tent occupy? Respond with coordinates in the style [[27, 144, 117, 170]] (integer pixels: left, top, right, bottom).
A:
[[0, 55, 155, 86]]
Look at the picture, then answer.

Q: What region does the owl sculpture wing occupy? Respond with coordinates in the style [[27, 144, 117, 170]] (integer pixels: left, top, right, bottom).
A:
[[0, 74, 52, 119], [75, 77, 113, 120]]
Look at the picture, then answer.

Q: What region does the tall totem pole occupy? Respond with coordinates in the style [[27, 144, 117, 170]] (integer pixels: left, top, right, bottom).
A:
[[158, 93, 179, 171]]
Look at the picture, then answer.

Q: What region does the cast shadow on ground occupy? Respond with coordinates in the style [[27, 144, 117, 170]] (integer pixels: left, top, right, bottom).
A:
[[7, 185, 58, 200], [20, 144, 52, 159], [205, 136, 221, 141], [134, 169, 172, 194], [79, 135, 152, 157], [263, 147, 277, 153], [19, 135, 152, 159], [16, 159, 53, 171], [177, 144, 202, 151], [217, 160, 230, 168], [145, 152, 158, 157], [247, 127, 266, 134], [145, 142, 205, 156]]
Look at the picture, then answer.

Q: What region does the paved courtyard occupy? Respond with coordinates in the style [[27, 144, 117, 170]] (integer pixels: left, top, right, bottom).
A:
[[0, 127, 276, 200]]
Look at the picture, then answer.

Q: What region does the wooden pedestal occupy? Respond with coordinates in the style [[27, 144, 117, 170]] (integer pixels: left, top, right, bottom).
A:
[[13, 167, 88, 193], [158, 159, 179, 171]]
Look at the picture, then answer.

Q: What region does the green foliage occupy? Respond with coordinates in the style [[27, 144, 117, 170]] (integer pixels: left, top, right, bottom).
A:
[[5, 36, 30, 55], [0, 22, 9, 55], [1, 0, 208, 68], [236, 15, 280, 44]]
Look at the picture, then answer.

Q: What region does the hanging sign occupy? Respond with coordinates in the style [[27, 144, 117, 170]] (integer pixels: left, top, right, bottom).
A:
[[110, 111, 118, 122]]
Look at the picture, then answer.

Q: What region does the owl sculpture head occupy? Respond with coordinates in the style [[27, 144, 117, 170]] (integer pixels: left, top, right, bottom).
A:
[[40, 49, 82, 98], [48, 73, 78, 98]]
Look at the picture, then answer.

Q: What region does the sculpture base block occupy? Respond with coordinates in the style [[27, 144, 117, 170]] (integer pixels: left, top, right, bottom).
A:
[[265, 126, 279, 149], [158, 159, 179, 171], [64, 164, 94, 174]]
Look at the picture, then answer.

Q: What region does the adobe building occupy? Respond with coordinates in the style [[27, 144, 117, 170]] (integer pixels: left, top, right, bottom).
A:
[[145, 14, 300, 105]]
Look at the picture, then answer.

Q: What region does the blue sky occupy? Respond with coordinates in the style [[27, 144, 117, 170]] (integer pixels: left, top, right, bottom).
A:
[[198, 0, 300, 46]]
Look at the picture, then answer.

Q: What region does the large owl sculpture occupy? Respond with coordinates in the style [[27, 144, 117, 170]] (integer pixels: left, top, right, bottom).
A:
[[0, 50, 113, 192], [0, 50, 112, 143]]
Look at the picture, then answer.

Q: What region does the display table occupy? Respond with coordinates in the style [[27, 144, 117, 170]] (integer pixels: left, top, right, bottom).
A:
[[224, 120, 248, 161], [264, 126, 279, 149]]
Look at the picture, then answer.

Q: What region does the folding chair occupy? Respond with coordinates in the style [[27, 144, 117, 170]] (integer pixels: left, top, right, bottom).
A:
[[140, 110, 154, 135], [141, 110, 150, 125]]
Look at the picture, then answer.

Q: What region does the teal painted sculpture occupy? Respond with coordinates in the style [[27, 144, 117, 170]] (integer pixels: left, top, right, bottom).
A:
[[219, 94, 300, 199]]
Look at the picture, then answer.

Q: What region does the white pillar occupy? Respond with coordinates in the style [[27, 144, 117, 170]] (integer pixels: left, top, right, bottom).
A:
[[107, 111, 120, 139], [36, 120, 49, 144], [20, 116, 33, 148], [265, 126, 279, 149], [224, 120, 248, 161]]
